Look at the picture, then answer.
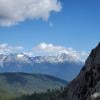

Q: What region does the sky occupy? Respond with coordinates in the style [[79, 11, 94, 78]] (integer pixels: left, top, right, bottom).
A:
[[0, 0, 100, 61]]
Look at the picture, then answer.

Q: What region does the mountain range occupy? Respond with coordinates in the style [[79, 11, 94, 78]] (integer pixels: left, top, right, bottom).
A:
[[0, 52, 83, 81], [8, 43, 100, 100]]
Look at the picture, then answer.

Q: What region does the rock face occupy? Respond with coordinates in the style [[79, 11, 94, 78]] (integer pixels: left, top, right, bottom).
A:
[[62, 43, 100, 100]]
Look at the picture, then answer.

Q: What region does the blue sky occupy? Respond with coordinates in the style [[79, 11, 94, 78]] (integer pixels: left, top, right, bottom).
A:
[[0, 0, 100, 57]]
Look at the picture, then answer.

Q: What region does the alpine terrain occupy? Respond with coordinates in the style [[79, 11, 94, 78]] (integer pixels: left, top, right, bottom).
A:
[[0, 52, 82, 81], [62, 43, 100, 100]]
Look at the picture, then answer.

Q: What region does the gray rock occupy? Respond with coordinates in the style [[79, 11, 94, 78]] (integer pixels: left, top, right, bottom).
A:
[[87, 92, 100, 100], [62, 43, 100, 100]]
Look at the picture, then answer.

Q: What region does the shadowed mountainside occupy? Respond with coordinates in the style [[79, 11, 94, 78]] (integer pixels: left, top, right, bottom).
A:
[[62, 43, 100, 100]]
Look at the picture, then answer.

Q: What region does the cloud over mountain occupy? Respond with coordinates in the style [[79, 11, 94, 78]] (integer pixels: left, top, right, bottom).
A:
[[0, 0, 61, 26], [0, 44, 23, 54], [32, 43, 88, 61], [0, 43, 88, 61]]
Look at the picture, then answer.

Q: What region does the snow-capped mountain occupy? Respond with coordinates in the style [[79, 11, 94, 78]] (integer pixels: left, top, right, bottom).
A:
[[0, 53, 83, 81], [31, 53, 80, 63]]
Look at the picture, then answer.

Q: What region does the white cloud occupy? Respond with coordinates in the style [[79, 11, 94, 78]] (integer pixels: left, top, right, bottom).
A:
[[0, 43, 88, 61], [0, 44, 23, 54], [34, 42, 65, 52], [0, 0, 61, 26], [32, 43, 89, 61]]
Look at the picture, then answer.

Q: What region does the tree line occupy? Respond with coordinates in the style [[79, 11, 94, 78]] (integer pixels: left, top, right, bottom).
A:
[[10, 87, 65, 100]]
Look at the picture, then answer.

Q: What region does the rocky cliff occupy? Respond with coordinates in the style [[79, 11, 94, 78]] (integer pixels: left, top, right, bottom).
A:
[[62, 43, 100, 100]]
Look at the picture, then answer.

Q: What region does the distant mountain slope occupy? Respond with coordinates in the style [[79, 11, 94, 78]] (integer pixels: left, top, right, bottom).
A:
[[0, 73, 67, 99], [0, 53, 83, 81]]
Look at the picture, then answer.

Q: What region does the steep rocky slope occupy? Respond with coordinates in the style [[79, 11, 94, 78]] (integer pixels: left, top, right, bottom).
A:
[[62, 43, 100, 100]]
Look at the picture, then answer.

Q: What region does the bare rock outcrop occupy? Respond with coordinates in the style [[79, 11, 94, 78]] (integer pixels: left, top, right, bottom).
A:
[[62, 43, 100, 100]]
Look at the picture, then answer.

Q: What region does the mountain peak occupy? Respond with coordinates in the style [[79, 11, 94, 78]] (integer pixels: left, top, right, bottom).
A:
[[57, 52, 79, 63], [97, 42, 100, 47], [85, 42, 100, 67]]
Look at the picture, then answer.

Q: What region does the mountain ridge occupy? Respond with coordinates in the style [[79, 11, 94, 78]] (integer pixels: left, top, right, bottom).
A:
[[0, 52, 82, 66], [0, 72, 67, 99], [0, 53, 83, 81], [62, 42, 100, 100]]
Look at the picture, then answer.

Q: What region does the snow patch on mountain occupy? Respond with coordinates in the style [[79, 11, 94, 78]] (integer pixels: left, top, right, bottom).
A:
[[0, 52, 82, 68], [0, 54, 7, 67]]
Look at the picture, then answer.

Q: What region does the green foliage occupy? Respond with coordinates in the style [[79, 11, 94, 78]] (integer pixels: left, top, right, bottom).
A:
[[0, 73, 67, 100], [10, 87, 64, 100]]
